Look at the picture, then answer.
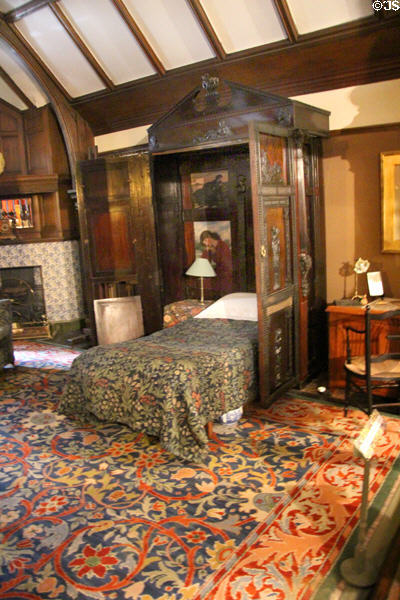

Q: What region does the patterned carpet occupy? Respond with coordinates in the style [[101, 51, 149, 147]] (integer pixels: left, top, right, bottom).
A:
[[0, 343, 399, 599], [13, 340, 82, 370]]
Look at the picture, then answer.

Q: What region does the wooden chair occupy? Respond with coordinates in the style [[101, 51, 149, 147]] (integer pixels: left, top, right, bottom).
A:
[[344, 305, 400, 416]]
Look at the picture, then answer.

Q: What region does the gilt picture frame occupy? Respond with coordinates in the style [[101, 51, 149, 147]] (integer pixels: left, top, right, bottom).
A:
[[381, 151, 400, 253]]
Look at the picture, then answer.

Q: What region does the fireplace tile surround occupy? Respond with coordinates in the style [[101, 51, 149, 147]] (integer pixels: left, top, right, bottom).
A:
[[0, 241, 84, 325]]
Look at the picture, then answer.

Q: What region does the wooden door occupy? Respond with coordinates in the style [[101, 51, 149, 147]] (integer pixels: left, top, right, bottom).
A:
[[77, 153, 161, 340], [249, 122, 299, 406], [298, 136, 327, 380]]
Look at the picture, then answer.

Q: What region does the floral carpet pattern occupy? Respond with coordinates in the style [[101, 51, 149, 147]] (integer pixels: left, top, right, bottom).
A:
[[12, 340, 81, 370], [0, 346, 399, 599]]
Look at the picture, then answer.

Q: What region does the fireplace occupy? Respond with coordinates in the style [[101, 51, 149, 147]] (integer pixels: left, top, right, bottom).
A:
[[0, 240, 84, 339], [0, 266, 50, 338]]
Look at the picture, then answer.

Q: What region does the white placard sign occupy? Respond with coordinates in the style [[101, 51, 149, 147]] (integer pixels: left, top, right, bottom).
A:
[[367, 272, 384, 297], [353, 410, 385, 460]]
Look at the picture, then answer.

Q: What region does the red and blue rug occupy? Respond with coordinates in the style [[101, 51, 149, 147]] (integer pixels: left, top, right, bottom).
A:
[[13, 340, 81, 370], [0, 343, 399, 599]]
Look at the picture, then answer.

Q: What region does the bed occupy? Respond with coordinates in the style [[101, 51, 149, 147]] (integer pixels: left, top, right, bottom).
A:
[[58, 293, 258, 461]]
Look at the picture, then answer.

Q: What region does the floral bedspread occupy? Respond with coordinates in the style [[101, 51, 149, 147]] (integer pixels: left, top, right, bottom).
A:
[[58, 318, 258, 461]]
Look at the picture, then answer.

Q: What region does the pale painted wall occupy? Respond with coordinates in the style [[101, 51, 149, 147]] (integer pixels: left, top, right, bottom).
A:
[[292, 79, 400, 130], [295, 79, 400, 302], [322, 152, 356, 301], [96, 125, 150, 153]]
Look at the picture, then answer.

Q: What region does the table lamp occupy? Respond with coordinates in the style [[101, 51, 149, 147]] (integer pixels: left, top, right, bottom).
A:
[[185, 258, 216, 303]]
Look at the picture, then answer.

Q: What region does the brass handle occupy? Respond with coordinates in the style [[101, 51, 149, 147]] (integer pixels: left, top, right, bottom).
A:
[[260, 244, 267, 258]]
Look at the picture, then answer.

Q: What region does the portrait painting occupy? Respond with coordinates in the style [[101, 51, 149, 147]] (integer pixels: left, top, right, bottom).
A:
[[193, 221, 233, 296]]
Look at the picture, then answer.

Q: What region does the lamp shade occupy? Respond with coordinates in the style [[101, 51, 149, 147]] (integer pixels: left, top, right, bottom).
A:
[[185, 257, 216, 278]]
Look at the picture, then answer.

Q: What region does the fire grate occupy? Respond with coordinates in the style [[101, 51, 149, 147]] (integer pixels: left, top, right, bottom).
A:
[[0, 266, 50, 339]]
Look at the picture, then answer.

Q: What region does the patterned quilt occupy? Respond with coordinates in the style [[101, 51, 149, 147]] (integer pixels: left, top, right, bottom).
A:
[[58, 318, 258, 461]]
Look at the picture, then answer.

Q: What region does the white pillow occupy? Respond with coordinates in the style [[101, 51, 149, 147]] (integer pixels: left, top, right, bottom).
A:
[[194, 292, 258, 321]]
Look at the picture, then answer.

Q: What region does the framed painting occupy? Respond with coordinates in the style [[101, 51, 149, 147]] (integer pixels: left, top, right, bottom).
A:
[[189, 170, 229, 210], [381, 151, 400, 252], [185, 220, 233, 298], [193, 220, 232, 258]]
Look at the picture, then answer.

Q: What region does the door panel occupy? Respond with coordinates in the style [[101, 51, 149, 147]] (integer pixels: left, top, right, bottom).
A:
[[249, 123, 299, 406], [80, 159, 136, 282], [265, 204, 290, 293], [90, 207, 135, 275], [267, 298, 294, 391], [77, 154, 161, 339], [302, 138, 327, 377]]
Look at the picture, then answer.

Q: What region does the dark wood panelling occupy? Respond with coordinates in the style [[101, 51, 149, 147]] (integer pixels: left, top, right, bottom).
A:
[[151, 81, 328, 399], [152, 154, 184, 305], [249, 125, 299, 404], [0, 17, 94, 175], [153, 146, 254, 306], [0, 177, 79, 243], [90, 208, 134, 275], [0, 103, 78, 243], [148, 80, 329, 156], [77, 153, 162, 338], [128, 153, 162, 333], [72, 18, 400, 135], [0, 104, 71, 178], [0, 101, 27, 174], [24, 106, 70, 176], [79, 158, 136, 278]]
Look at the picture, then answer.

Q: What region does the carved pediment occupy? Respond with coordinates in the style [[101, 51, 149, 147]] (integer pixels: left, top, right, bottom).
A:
[[148, 75, 329, 153]]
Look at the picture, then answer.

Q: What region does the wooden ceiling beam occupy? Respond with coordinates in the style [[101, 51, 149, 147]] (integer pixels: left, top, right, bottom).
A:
[[110, 0, 165, 76], [50, 3, 115, 91], [0, 64, 35, 109], [186, 0, 226, 60], [6, 20, 72, 102], [70, 17, 400, 136], [273, 0, 298, 43], [3, 0, 58, 22], [0, 17, 94, 168]]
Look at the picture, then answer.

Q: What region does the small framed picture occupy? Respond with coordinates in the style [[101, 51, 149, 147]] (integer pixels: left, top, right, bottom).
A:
[[190, 170, 229, 210], [367, 271, 384, 297]]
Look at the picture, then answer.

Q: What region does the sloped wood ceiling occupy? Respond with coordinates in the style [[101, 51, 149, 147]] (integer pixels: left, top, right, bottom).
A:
[[0, 0, 399, 135]]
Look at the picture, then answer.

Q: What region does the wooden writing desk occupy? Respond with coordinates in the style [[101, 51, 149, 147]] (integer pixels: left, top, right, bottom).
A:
[[326, 301, 400, 390]]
